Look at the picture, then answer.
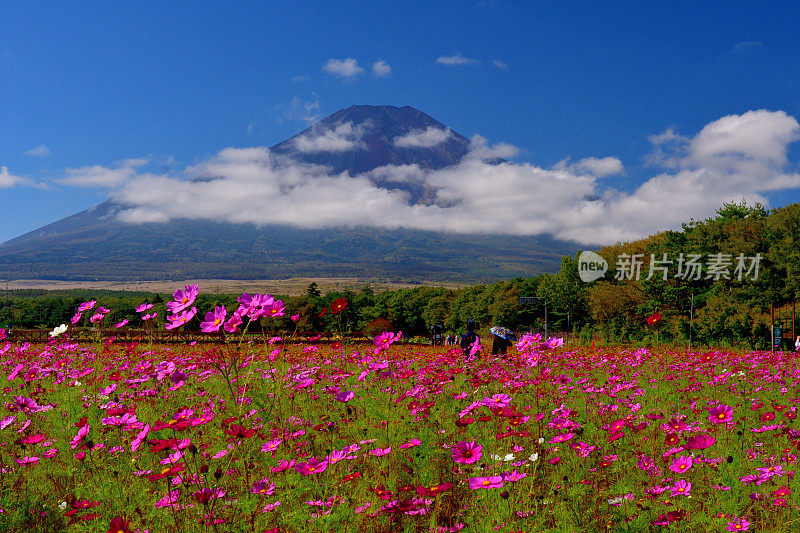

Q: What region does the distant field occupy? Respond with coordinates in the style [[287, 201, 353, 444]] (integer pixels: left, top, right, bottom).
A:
[[2, 277, 466, 296]]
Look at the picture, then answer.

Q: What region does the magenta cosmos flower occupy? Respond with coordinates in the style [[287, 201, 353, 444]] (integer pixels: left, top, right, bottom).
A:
[[685, 433, 715, 450], [451, 441, 482, 464], [77, 300, 96, 312], [669, 455, 693, 473], [167, 284, 199, 314], [373, 331, 402, 354], [726, 517, 750, 531], [709, 404, 733, 424], [166, 307, 197, 330], [200, 306, 227, 332], [670, 479, 691, 497], [482, 394, 512, 408], [469, 476, 503, 490]]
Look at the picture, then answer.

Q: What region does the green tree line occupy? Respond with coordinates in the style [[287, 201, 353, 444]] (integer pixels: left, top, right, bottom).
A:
[[2, 201, 798, 348]]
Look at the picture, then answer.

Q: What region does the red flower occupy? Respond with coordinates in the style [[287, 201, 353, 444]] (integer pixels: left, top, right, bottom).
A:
[[224, 424, 255, 438], [107, 516, 131, 533], [646, 312, 661, 325], [330, 297, 348, 314]]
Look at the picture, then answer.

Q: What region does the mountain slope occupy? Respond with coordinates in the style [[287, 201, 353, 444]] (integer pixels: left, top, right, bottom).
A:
[[0, 105, 580, 282]]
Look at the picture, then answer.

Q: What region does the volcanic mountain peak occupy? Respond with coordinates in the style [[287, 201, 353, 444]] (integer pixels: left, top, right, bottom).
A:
[[269, 105, 472, 175]]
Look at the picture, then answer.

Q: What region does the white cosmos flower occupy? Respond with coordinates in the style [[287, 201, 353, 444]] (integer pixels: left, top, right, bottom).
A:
[[49, 324, 68, 337], [528, 453, 539, 462]]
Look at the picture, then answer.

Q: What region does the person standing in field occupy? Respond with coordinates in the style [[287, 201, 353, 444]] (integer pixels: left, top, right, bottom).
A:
[[491, 334, 512, 356], [460, 319, 479, 359]]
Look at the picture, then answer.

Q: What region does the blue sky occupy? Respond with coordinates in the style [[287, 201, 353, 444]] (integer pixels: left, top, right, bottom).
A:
[[2, 1, 800, 244]]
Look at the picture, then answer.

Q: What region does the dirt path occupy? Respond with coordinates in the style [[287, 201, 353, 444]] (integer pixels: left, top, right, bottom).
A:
[[3, 277, 464, 296]]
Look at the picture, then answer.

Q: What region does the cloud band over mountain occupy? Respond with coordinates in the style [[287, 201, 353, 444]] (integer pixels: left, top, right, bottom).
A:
[[44, 109, 800, 246]]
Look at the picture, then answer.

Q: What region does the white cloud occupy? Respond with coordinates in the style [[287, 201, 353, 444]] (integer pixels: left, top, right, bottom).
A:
[[465, 135, 519, 160], [688, 110, 799, 167], [554, 156, 625, 177], [372, 60, 392, 77], [292, 75, 308, 83], [292, 122, 365, 153], [393, 127, 452, 148], [492, 59, 508, 70], [58, 110, 800, 246], [322, 58, 364, 77], [23, 145, 50, 157], [436, 53, 479, 65], [62, 158, 148, 187], [0, 166, 28, 188]]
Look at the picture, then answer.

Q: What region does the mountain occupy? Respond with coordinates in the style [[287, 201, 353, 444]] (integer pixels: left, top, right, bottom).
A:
[[0, 105, 580, 282], [270, 105, 472, 175]]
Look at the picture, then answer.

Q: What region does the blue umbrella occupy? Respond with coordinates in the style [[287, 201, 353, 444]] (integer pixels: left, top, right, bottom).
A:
[[490, 326, 516, 340]]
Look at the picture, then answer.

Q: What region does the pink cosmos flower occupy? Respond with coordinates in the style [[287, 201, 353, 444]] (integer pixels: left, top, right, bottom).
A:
[[264, 299, 286, 318], [131, 424, 150, 453], [370, 447, 392, 456], [685, 434, 715, 450], [200, 306, 227, 332], [550, 432, 574, 443], [451, 441, 482, 464], [166, 307, 197, 330], [167, 284, 199, 314], [373, 331, 402, 354], [400, 439, 422, 449], [141, 312, 158, 321], [271, 459, 295, 473], [261, 438, 282, 453], [154, 490, 180, 508], [7, 363, 24, 381], [468, 476, 503, 490], [291, 314, 300, 322], [70, 312, 82, 324], [114, 319, 129, 328], [15, 456, 39, 466], [670, 479, 692, 497], [335, 391, 355, 403], [669, 455, 693, 473], [70, 423, 90, 449], [709, 404, 733, 424], [251, 478, 275, 495], [482, 394, 512, 408], [90, 313, 105, 323], [262, 501, 281, 513], [224, 311, 243, 333], [237, 293, 274, 318], [294, 458, 328, 475], [136, 302, 154, 313], [77, 300, 96, 312], [502, 470, 527, 482], [726, 518, 750, 531]]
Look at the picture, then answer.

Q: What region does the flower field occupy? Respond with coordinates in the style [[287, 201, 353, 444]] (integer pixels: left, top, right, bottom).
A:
[[2, 295, 800, 532]]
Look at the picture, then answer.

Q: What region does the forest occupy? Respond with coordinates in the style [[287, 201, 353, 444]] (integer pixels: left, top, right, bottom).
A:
[[2, 201, 798, 349]]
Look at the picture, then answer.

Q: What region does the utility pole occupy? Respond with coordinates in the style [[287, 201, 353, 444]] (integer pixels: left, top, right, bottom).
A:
[[771, 302, 775, 352], [689, 292, 694, 349]]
